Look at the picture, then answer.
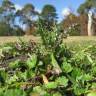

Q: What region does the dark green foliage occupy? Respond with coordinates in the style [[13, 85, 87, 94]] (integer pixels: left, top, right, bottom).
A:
[[0, 0, 25, 36], [0, 22, 11, 36], [40, 4, 57, 30], [0, 22, 24, 36], [77, 0, 96, 14]]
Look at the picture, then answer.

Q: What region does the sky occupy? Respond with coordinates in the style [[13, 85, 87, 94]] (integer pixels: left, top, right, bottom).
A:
[[0, 0, 85, 21]]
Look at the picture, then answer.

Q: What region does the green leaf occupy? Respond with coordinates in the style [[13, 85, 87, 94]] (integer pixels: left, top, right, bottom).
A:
[[51, 53, 62, 74], [44, 82, 57, 89], [0, 69, 8, 84], [7, 74, 18, 84], [33, 86, 43, 93], [9, 60, 20, 69], [3, 89, 26, 96], [74, 87, 85, 95], [71, 68, 83, 80], [0, 88, 4, 96], [3, 46, 12, 52], [26, 54, 37, 69], [53, 92, 62, 96], [86, 54, 93, 64], [16, 71, 27, 81], [91, 83, 96, 89], [33, 86, 47, 96], [82, 74, 92, 81], [62, 61, 73, 73], [87, 92, 96, 96], [55, 76, 68, 87], [26, 70, 35, 78], [92, 66, 96, 74]]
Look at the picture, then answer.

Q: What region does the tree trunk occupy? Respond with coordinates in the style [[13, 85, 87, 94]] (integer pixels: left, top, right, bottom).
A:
[[88, 11, 94, 36]]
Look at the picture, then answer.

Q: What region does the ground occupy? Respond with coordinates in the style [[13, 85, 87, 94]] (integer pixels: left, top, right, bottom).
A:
[[64, 36, 96, 48], [0, 36, 96, 45], [0, 35, 40, 45]]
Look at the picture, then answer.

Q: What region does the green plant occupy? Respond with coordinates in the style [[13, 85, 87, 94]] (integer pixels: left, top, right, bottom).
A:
[[0, 24, 96, 96]]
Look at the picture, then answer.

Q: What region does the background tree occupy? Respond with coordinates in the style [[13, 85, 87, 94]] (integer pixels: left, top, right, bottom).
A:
[[77, 0, 96, 14], [60, 13, 81, 36], [0, 0, 15, 26], [40, 4, 57, 30], [16, 3, 38, 35], [77, 0, 96, 36], [0, 0, 16, 35]]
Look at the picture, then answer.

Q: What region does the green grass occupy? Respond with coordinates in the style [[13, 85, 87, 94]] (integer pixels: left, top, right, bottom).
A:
[[64, 36, 96, 43], [63, 36, 96, 51], [64, 36, 96, 44], [0, 36, 96, 46], [0, 35, 40, 45]]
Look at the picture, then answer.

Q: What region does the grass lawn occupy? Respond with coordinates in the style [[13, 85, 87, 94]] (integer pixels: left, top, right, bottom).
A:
[[64, 36, 96, 43], [0, 35, 40, 45], [0, 36, 96, 46], [63, 36, 96, 51]]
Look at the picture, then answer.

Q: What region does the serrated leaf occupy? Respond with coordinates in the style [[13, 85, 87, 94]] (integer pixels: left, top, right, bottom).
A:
[[55, 76, 68, 87], [53, 92, 62, 96], [16, 71, 27, 81], [74, 87, 85, 95], [3, 89, 26, 96], [26, 54, 37, 69], [33, 86, 43, 93], [62, 61, 73, 73], [71, 68, 83, 80], [26, 70, 35, 78], [44, 82, 57, 89], [33, 86, 47, 96], [7, 74, 18, 84], [83, 74, 92, 81], [9, 60, 20, 69]]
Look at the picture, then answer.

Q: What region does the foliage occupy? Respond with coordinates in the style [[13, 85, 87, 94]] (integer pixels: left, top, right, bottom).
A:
[[0, 22, 24, 36], [40, 4, 57, 30], [16, 3, 38, 30], [0, 25, 96, 96], [0, 1, 96, 95], [77, 0, 96, 14], [0, 0, 25, 36]]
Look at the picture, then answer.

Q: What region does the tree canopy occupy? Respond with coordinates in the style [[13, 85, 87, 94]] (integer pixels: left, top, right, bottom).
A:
[[0, 0, 96, 36], [41, 4, 57, 21], [77, 0, 96, 14], [40, 4, 57, 30]]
